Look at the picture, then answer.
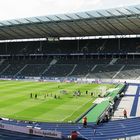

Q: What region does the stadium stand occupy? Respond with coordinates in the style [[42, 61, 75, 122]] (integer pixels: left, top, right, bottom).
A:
[[0, 4, 140, 140], [1, 116, 140, 140], [42, 64, 75, 77], [0, 38, 140, 55], [87, 64, 123, 79], [115, 65, 140, 79], [0, 37, 140, 80], [18, 64, 48, 77], [1, 57, 140, 79], [69, 64, 93, 78]]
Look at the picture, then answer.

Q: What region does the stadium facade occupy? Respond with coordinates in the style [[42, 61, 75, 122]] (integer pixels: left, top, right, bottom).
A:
[[0, 5, 140, 82]]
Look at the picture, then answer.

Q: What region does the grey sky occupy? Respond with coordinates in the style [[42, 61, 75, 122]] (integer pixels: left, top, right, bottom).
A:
[[0, 0, 140, 21]]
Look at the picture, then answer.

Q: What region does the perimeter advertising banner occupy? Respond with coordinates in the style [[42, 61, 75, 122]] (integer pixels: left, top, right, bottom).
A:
[[0, 122, 62, 139], [29, 128, 62, 138]]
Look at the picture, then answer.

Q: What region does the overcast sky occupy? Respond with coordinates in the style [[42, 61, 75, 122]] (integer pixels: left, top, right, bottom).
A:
[[0, 0, 140, 21]]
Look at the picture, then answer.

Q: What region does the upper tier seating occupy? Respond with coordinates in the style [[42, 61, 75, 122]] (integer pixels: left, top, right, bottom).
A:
[[0, 38, 140, 55]]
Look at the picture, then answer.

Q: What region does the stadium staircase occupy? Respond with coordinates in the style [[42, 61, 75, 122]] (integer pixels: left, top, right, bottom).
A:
[[109, 58, 118, 65], [66, 64, 77, 77], [0, 64, 10, 75], [14, 64, 28, 77], [50, 59, 57, 65], [0, 59, 5, 65], [85, 65, 97, 78], [41, 58, 57, 76], [136, 76, 140, 80], [112, 65, 125, 79]]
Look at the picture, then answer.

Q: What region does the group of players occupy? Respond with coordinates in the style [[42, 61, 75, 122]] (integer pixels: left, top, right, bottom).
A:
[[30, 93, 60, 100], [29, 88, 97, 101]]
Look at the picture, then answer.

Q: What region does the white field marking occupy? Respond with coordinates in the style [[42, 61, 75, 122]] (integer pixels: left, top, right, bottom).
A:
[[112, 65, 125, 79], [136, 89, 140, 117], [62, 98, 93, 122]]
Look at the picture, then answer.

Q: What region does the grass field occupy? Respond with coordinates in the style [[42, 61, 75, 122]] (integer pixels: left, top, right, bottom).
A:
[[0, 80, 115, 122]]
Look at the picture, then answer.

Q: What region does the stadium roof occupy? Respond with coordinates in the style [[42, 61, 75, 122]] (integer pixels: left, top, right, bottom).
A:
[[0, 5, 140, 40]]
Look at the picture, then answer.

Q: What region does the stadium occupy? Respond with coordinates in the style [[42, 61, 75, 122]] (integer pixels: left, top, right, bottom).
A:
[[0, 3, 140, 140]]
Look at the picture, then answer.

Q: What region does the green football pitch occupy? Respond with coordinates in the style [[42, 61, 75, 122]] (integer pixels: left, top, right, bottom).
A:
[[0, 80, 115, 122]]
